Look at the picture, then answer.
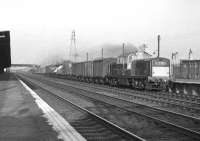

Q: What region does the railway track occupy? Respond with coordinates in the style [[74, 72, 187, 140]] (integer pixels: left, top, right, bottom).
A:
[[87, 84, 200, 114], [18, 73, 200, 141], [43, 74, 200, 116], [17, 74, 144, 141], [47, 74, 200, 104]]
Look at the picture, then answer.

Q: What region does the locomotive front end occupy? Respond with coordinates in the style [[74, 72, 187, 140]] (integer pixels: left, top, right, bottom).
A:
[[147, 58, 170, 90]]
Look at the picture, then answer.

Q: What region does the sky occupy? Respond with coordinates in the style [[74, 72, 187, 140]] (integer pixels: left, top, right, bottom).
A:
[[0, 0, 200, 65]]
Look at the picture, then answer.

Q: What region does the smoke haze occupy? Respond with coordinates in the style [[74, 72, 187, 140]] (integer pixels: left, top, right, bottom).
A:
[[1, 0, 200, 65]]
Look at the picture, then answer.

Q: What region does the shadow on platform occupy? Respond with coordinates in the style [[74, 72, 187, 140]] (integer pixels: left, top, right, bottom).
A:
[[0, 73, 16, 81]]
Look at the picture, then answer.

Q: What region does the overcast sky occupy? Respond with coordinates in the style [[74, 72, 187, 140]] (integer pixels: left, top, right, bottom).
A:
[[0, 0, 200, 65]]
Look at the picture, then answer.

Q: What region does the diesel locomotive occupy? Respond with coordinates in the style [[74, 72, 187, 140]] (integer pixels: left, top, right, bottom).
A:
[[108, 57, 170, 90]]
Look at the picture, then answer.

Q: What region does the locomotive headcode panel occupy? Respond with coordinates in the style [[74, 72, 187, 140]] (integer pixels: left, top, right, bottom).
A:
[[151, 58, 170, 78]]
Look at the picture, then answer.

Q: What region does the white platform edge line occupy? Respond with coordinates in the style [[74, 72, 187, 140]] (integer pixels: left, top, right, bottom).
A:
[[19, 79, 86, 141], [19, 79, 87, 141], [19, 79, 80, 141]]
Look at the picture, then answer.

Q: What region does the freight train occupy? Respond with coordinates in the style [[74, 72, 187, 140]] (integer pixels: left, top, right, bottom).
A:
[[0, 31, 11, 73], [67, 57, 170, 90], [43, 55, 170, 91]]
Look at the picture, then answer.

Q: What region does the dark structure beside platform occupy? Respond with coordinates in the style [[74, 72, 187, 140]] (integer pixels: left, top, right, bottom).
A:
[[0, 31, 11, 73], [169, 80, 200, 98]]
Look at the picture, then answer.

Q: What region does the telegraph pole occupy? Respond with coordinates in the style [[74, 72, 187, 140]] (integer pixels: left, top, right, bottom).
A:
[[69, 33, 72, 61], [157, 35, 160, 58], [73, 30, 77, 62], [171, 52, 174, 79], [188, 48, 192, 60], [86, 52, 89, 76], [101, 48, 104, 72], [122, 43, 125, 74], [122, 43, 125, 59], [188, 48, 192, 79], [70, 30, 77, 62], [101, 48, 104, 60], [86, 52, 88, 62]]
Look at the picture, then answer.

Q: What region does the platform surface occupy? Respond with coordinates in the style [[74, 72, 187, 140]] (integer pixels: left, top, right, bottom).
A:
[[0, 73, 86, 141], [171, 78, 200, 84]]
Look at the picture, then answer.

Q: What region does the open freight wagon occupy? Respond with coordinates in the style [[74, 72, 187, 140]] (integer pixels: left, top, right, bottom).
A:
[[71, 58, 117, 83]]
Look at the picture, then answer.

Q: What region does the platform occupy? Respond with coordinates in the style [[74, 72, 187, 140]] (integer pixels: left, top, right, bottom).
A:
[[0, 73, 86, 141], [171, 78, 200, 85], [169, 78, 200, 97]]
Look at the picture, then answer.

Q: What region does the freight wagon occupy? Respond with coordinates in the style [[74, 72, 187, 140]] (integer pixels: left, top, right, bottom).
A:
[[71, 61, 92, 81], [84, 61, 93, 82], [93, 58, 117, 83], [0, 31, 11, 73], [71, 58, 117, 83], [72, 62, 85, 79]]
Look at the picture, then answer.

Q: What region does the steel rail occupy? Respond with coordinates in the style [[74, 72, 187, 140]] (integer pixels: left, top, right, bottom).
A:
[[19, 73, 200, 140], [17, 74, 145, 141]]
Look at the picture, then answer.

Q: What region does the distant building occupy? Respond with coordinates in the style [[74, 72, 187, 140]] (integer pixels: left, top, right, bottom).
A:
[[180, 59, 200, 79], [45, 65, 57, 73], [44, 60, 72, 74]]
